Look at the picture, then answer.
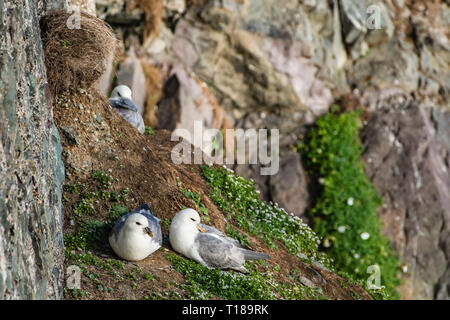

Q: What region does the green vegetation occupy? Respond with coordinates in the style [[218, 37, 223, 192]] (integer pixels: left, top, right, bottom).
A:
[[177, 178, 211, 224], [298, 108, 401, 299], [166, 253, 325, 300], [167, 252, 272, 299], [63, 170, 131, 299], [142, 291, 183, 300], [61, 39, 71, 47], [143, 273, 155, 281], [200, 165, 330, 267], [145, 126, 155, 135], [225, 223, 253, 248]]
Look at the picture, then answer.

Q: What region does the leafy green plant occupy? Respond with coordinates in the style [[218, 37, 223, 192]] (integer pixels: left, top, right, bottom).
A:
[[92, 170, 113, 188], [298, 108, 401, 299], [145, 126, 155, 135], [177, 178, 211, 224], [225, 223, 253, 248]]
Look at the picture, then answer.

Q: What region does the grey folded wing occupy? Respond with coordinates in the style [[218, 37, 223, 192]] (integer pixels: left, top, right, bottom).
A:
[[110, 211, 132, 242], [116, 109, 145, 133], [109, 97, 139, 112], [195, 233, 241, 269], [109, 98, 145, 133], [147, 217, 162, 246], [139, 204, 163, 246], [200, 223, 249, 249]]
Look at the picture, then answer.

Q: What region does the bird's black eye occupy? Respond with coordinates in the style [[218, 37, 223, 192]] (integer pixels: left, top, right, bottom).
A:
[[190, 218, 196, 222], [136, 222, 141, 226]]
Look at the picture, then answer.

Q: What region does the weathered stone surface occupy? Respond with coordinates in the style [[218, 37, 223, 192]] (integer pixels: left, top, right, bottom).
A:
[[361, 104, 450, 300], [269, 152, 310, 218], [234, 151, 311, 221], [60, 126, 80, 145], [0, 0, 66, 299], [172, 0, 337, 121], [157, 64, 233, 154], [68, 0, 96, 16]]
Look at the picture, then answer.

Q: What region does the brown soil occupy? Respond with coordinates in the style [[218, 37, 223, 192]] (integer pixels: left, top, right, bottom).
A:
[[53, 88, 371, 300]]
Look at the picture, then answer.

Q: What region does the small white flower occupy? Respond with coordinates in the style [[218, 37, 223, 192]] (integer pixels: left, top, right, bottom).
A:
[[323, 239, 330, 248], [347, 197, 354, 206], [402, 265, 408, 273], [318, 177, 325, 185], [337, 226, 346, 233], [360, 232, 370, 240], [353, 253, 360, 259]]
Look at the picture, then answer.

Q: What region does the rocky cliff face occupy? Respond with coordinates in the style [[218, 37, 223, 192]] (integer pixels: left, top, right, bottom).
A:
[[0, 0, 66, 299], [0, 0, 447, 300], [362, 105, 450, 299]]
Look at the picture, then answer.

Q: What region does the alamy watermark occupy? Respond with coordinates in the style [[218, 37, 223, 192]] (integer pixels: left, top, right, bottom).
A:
[[366, 264, 382, 290], [66, 5, 81, 29], [366, 5, 382, 30], [66, 265, 81, 290], [171, 121, 279, 175]]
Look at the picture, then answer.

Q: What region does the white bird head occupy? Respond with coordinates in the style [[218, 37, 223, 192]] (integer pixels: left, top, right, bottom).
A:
[[123, 213, 153, 237], [171, 208, 204, 233], [111, 85, 132, 99]]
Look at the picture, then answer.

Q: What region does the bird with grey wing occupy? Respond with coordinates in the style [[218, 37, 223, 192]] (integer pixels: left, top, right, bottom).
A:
[[109, 203, 162, 261], [169, 208, 270, 273], [109, 85, 145, 134]]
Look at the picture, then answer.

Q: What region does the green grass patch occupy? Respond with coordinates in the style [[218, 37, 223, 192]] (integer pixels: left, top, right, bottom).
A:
[[166, 253, 330, 300], [63, 169, 133, 299], [166, 253, 275, 299], [145, 126, 155, 136], [177, 178, 211, 224], [298, 108, 401, 299], [225, 223, 253, 248]]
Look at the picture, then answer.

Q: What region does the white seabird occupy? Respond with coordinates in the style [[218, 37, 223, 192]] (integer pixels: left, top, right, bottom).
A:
[[109, 85, 145, 134], [169, 208, 270, 273], [109, 203, 162, 261]]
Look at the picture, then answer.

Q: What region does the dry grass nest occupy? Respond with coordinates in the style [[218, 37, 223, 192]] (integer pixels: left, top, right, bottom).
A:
[[40, 10, 117, 94]]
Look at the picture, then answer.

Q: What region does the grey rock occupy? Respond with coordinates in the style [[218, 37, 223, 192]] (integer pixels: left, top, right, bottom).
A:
[[172, 0, 337, 123], [156, 65, 233, 155], [298, 276, 318, 289], [361, 104, 450, 300], [269, 152, 310, 218], [0, 0, 66, 299], [60, 126, 80, 145]]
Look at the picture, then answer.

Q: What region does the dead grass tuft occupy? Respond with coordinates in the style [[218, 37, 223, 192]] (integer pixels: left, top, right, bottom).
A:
[[40, 10, 117, 94]]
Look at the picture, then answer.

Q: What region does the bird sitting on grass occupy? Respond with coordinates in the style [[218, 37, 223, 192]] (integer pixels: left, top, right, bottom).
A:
[[109, 85, 145, 134], [169, 208, 270, 273], [109, 203, 162, 261]]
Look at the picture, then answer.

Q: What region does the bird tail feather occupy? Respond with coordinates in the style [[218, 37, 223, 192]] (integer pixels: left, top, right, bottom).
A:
[[242, 249, 270, 261]]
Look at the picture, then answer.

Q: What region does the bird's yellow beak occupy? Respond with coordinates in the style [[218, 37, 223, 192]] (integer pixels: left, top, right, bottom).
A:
[[144, 227, 154, 237], [197, 225, 206, 233]]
